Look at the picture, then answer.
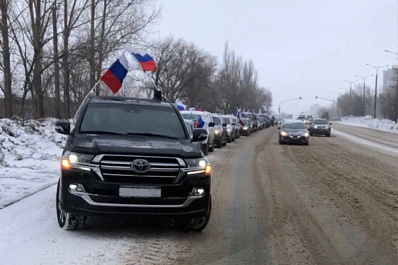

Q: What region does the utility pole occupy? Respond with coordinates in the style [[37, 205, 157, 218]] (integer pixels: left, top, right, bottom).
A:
[[366, 64, 389, 118]]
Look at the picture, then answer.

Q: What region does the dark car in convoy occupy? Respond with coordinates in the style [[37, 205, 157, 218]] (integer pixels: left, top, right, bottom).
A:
[[211, 113, 227, 147], [308, 118, 332, 137], [55, 94, 212, 231], [278, 119, 309, 145], [240, 118, 252, 136]]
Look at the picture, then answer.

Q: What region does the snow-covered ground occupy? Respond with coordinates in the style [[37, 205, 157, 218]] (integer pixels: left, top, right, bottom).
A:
[[0, 118, 64, 208], [340, 115, 398, 134]]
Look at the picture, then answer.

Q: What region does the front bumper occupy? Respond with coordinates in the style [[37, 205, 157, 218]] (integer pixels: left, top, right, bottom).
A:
[[59, 166, 211, 217], [279, 135, 308, 144], [310, 128, 331, 135]]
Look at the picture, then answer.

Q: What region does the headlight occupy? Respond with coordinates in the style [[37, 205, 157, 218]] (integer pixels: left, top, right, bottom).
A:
[[314, 125, 318, 129], [281, 131, 289, 137], [61, 152, 94, 169], [303, 132, 309, 137], [185, 158, 208, 168], [215, 129, 221, 134], [243, 126, 248, 130], [227, 128, 231, 132], [325, 126, 329, 129]]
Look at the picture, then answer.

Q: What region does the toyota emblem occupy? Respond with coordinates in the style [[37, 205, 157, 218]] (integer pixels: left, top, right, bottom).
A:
[[131, 159, 151, 173]]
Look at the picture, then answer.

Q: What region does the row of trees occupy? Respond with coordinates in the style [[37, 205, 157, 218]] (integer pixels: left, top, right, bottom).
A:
[[150, 39, 271, 114], [336, 68, 398, 122], [0, 1, 272, 119], [0, 0, 159, 119]]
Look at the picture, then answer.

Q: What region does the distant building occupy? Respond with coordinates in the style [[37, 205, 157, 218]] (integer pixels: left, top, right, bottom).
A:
[[383, 68, 396, 89]]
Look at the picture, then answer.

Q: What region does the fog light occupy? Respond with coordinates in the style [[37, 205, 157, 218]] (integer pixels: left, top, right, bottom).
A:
[[205, 165, 212, 174], [61, 159, 71, 169], [191, 187, 205, 196], [69, 183, 85, 192]]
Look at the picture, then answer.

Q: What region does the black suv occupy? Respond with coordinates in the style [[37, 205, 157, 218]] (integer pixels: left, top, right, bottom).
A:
[[55, 94, 212, 231]]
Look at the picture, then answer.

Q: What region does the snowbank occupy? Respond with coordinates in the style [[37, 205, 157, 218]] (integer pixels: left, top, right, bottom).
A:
[[340, 116, 398, 134], [0, 118, 65, 207]]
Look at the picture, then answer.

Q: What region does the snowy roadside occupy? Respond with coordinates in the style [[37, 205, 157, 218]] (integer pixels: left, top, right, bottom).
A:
[[0, 118, 64, 208], [339, 115, 398, 134]]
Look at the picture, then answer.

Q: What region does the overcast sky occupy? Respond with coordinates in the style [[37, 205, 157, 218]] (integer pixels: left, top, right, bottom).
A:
[[153, 0, 397, 116]]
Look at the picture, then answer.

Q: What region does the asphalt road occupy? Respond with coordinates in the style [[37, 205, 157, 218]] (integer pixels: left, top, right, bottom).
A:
[[156, 124, 398, 265]]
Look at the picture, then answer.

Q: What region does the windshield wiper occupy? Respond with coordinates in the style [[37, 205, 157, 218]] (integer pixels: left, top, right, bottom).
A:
[[126, 132, 179, 139], [80, 130, 127, 136]]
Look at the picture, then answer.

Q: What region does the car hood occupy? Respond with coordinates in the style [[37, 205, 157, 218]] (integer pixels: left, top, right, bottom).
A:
[[67, 134, 202, 158]]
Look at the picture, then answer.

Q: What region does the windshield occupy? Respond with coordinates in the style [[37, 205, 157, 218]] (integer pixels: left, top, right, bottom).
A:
[[212, 116, 221, 125], [283, 123, 306, 129], [181, 114, 201, 123], [297, 116, 305, 120], [80, 103, 186, 139], [313, 119, 329, 125], [242, 118, 250, 124], [222, 116, 231, 124]]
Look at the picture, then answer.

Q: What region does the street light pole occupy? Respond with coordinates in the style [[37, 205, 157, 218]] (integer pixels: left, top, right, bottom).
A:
[[355, 74, 373, 116], [315, 96, 335, 118], [278, 97, 302, 118], [344, 79, 357, 101], [365, 64, 389, 118]]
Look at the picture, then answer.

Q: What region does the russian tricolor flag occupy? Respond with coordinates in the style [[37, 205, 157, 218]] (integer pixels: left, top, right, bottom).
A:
[[100, 54, 129, 94], [176, 102, 186, 110], [130, 51, 157, 72]]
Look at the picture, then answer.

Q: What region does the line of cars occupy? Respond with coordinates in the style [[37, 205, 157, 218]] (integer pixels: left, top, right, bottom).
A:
[[278, 117, 332, 145], [181, 110, 271, 156]]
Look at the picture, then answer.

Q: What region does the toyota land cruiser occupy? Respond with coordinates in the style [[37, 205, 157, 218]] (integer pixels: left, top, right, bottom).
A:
[[55, 93, 212, 231]]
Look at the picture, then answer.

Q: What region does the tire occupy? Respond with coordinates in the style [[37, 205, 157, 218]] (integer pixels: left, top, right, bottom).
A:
[[222, 136, 227, 146], [177, 196, 211, 232], [326, 133, 331, 137], [201, 142, 209, 156], [209, 141, 215, 152], [304, 141, 309, 146], [56, 181, 90, 230], [215, 139, 222, 148], [227, 136, 231, 143], [279, 138, 283, 144]]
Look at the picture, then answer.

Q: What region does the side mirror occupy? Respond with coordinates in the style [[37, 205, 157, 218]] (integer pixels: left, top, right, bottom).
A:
[[55, 120, 70, 135], [192, 128, 208, 142], [277, 127, 281, 130], [222, 123, 227, 127], [208, 122, 215, 127], [329, 123, 332, 125], [231, 123, 236, 126]]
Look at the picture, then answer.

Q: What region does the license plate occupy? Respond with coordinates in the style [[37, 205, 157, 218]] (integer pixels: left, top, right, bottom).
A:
[[119, 187, 161, 198]]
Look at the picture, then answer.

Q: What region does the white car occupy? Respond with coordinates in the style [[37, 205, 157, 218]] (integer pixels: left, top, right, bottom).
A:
[[180, 110, 215, 155]]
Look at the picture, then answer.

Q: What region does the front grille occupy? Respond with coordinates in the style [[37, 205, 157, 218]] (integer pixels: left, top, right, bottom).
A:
[[99, 155, 183, 184]]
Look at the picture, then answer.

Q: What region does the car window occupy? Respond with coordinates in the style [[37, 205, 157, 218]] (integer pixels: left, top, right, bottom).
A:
[[80, 103, 186, 138], [283, 123, 306, 129], [222, 116, 231, 124]]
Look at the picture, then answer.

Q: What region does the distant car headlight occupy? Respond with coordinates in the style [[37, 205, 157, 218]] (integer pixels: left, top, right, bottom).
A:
[[325, 126, 329, 129], [281, 131, 289, 137], [303, 132, 309, 137], [227, 128, 231, 132], [243, 126, 248, 130], [314, 125, 318, 129], [185, 158, 208, 168], [215, 129, 221, 134]]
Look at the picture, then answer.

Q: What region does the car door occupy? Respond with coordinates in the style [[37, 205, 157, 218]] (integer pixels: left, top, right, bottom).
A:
[[206, 113, 215, 144]]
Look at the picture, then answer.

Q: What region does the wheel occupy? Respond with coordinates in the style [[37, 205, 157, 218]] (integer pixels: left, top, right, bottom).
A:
[[215, 139, 222, 148], [326, 133, 331, 137], [304, 141, 309, 146], [201, 142, 209, 156], [227, 136, 231, 143], [309, 132, 313, 136], [279, 138, 284, 144], [177, 196, 211, 232], [222, 136, 227, 146], [209, 141, 215, 152], [56, 180, 90, 230]]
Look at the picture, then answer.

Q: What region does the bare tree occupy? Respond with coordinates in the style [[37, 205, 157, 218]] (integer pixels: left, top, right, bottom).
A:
[[0, 0, 13, 118]]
